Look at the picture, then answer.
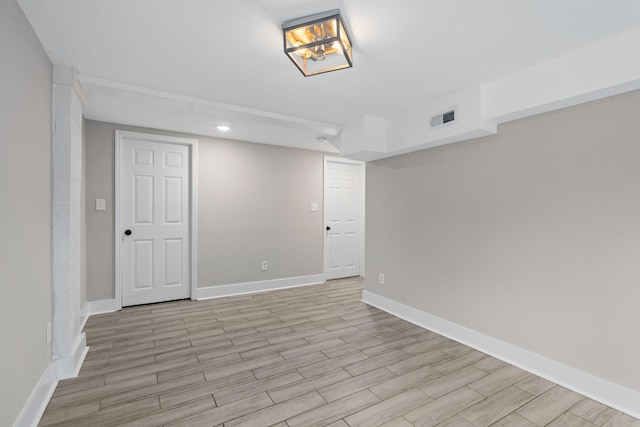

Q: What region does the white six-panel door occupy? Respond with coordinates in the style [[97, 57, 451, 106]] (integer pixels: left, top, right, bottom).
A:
[[119, 135, 192, 306], [324, 158, 364, 280]]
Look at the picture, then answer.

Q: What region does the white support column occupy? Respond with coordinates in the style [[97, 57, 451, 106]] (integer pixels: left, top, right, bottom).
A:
[[52, 64, 88, 379]]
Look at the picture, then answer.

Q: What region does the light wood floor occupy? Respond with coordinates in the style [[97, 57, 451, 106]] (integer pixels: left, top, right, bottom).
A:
[[40, 278, 638, 427]]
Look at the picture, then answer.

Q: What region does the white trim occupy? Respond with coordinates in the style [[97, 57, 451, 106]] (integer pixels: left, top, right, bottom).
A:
[[362, 290, 640, 419], [190, 142, 198, 300], [12, 363, 58, 427], [359, 161, 365, 278], [114, 132, 122, 310], [115, 130, 198, 309], [55, 333, 88, 380], [323, 156, 366, 279], [86, 299, 119, 315], [197, 274, 325, 300], [79, 303, 89, 332]]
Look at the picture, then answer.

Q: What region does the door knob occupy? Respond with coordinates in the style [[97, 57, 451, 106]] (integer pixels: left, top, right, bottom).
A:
[[326, 226, 331, 231], [124, 229, 132, 236]]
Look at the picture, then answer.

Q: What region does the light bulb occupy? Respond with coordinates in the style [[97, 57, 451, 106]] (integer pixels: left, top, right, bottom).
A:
[[332, 41, 343, 55], [293, 41, 311, 59]]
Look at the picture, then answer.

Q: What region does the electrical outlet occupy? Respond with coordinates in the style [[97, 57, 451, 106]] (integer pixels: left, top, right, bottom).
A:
[[378, 273, 385, 285], [261, 261, 268, 271], [46, 322, 52, 344]]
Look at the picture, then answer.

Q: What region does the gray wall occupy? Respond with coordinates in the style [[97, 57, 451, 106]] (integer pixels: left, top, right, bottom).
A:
[[81, 119, 87, 308], [0, 0, 53, 425], [365, 89, 640, 392], [86, 120, 325, 300], [85, 120, 115, 301]]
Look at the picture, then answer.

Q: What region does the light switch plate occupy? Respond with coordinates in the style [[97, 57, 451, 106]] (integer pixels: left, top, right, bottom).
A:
[[310, 202, 318, 212], [96, 198, 106, 211]]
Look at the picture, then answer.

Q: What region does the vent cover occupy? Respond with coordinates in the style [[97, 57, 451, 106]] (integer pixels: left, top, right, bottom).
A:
[[430, 109, 456, 128]]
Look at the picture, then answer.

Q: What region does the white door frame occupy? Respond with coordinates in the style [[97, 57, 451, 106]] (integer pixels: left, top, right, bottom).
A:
[[323, 156, 366, 279], [115, 130, 198, 309]]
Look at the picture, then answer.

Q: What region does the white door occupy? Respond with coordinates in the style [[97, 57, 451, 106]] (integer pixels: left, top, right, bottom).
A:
[[324, 158, 364, 280], [120, 136, 191, 306]]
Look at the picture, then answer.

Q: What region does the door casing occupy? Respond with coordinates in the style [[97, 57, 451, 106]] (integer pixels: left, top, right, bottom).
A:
[[115, 130, 198, 309]]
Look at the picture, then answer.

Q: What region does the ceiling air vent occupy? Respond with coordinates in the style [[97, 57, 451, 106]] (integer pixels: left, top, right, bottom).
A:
[[430, 108, 456, 128]]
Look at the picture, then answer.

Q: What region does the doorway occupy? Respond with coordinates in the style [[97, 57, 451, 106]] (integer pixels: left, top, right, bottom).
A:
[[323, 156, 365, 280], [115, 131, 198, 307]]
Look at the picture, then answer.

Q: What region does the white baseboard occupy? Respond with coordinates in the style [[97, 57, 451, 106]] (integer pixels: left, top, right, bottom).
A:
[[86, 299, 119, 315], [197, 274, 326, 300], [362, 290, 640, 419], [79, 303, 89, 332], [55, 332, 88, 380], [13, 362, 58, 427]]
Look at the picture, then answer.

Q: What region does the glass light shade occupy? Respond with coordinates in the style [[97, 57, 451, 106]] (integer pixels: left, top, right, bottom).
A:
[[282, 9, 353, 77]]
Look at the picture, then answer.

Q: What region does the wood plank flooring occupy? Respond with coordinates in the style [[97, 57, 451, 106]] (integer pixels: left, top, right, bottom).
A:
[[39, 278, 639, 426]]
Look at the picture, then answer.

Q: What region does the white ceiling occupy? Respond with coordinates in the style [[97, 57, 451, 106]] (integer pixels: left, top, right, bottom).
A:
[[18, 0, 640, 152]]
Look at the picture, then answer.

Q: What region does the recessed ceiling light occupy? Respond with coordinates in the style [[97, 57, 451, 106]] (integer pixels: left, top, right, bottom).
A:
[[216, 125, 231, 132]]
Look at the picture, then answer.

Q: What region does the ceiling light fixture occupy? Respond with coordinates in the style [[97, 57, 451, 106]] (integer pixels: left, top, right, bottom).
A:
[[282, 9, 353, 77], [216, 125, 231, 132]]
